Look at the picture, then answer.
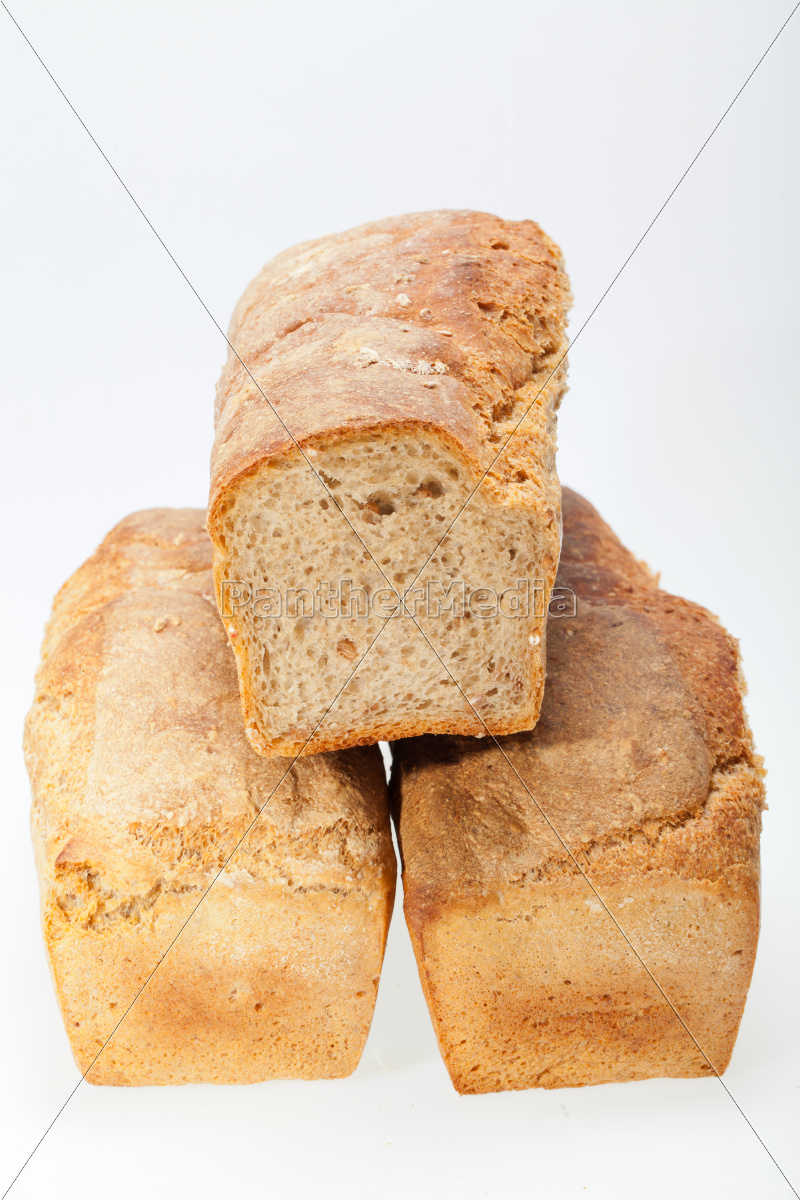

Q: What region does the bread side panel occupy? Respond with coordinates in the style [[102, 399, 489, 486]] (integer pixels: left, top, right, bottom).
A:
[[409, 873, 757, 1093], [48, 880, 393, 1084]]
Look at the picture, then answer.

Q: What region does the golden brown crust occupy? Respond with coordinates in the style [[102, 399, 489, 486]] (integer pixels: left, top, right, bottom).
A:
[[25, 509, 396, 1085], [391, 488, 764, 1092]]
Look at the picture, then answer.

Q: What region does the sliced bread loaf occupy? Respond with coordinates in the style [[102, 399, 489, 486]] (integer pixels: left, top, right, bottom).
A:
[[209, 210, 571, 756]]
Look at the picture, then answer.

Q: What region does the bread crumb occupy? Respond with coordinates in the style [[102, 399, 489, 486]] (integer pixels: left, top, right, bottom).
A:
[[154, 618, 168, 633], [396, 294, 411, 308], [419, 308, 433, 320]]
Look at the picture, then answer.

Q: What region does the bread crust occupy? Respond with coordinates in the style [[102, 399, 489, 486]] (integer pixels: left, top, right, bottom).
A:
[[25, 509, 396, 1085], [209, 209, 570, 516], [392, 489, 765, 1092], [207, 210, 571, 755]]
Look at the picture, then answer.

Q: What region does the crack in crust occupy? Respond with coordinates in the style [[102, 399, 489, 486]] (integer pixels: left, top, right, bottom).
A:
[[51, 866, 202, 933], [503, 757, 763, 889]]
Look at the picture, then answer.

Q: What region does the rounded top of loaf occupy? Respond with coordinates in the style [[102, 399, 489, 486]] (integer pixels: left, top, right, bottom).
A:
[[25, 508, 392, 900], [392, 489, 765, 902], [210, 209, 571, 521]]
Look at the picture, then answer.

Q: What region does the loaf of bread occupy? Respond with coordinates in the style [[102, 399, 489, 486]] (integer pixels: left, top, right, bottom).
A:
[[391, 489, 764, 1093], [209, 209, 571, 757], [24, 509, 396, 1086]]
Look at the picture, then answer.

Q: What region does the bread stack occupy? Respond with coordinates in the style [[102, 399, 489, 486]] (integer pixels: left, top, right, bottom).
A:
[[25, 210, 764, 1090]]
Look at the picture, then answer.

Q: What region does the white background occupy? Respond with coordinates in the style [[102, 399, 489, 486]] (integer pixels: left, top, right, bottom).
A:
[[2, 1, 799, 1196]]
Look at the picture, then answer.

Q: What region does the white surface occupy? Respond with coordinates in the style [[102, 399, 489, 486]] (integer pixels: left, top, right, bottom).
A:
[[2, 1, 799, 1197]]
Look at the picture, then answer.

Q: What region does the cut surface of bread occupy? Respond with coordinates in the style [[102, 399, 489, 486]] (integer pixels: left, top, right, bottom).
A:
[[209, 210, 571, 756], [391, 489, 764, 1093], [25, 509, 396, 1086]]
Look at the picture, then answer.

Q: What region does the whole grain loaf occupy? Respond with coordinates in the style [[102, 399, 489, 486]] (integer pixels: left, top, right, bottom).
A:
[[391, 489, 764, 1093], [25, 509, 396, 1085], [209, 210, 571, 756]]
